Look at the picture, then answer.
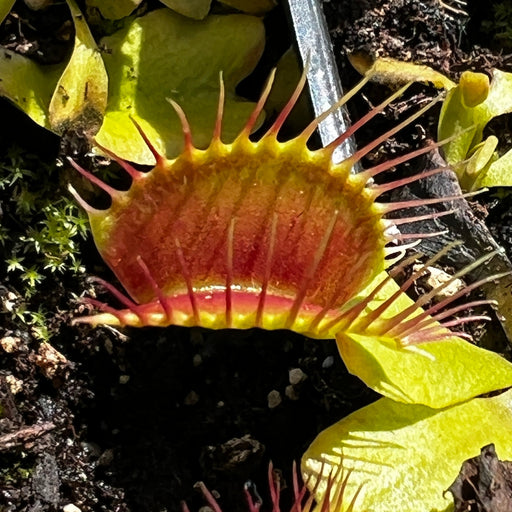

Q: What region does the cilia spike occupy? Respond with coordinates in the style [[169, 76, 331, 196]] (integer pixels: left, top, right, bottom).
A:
[[72, 69, 492, 345]]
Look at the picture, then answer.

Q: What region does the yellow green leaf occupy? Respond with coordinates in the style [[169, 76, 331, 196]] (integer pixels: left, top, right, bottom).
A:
[[302, 389, 512, 512], [462, 135, 498, 190], [95, 8, 265, 164], [438, 84, 479, 164], [336, 271, 512, 408], [459, 70, 489, 108], [159, 0, 211, 19], [0, 49, 61, 129], [465, 135, 498, 177], [438, 71, 497, 165], [264, 47, 312, 132], [86, 0, 143, 20], [49, 0, 108, 135], [0, 0, 15, 25], [337, 332, 512, 408], [477, 69, 512, 120], [346, 58, 512, 189], [348, 54, 455, 89], [438, 69, 512, 188], [0, 0, 107, 134], [475, 145, 512, 188]]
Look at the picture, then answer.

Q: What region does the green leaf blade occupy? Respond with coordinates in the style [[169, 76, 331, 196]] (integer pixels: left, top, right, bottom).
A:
[[0, 0, 15, 25], [0, 50, 61, 130], [48, 0, 108, 134], [302, 389, 512, 512], [337, 332, 512, 408], [335, 271, 512, 408], [95, 9, 265, 163], [87, 0, 143, 20]]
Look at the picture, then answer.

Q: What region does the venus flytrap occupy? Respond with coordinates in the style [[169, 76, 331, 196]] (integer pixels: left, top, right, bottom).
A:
[[1, 3, 511, 509], [69, 64, 512, 509]]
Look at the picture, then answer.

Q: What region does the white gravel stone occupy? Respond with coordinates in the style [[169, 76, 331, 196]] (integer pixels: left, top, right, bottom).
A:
[[322, 356, 334, 369], [119, 375, 130, 384], [267, 390, 282, 408], [63, 504, 82, 512], [5, 374, 23, 395], [285, 384, 299, 401], [289, 368, 306, 385], [413, 264, 465, 301], [0, 336, 21, 353]]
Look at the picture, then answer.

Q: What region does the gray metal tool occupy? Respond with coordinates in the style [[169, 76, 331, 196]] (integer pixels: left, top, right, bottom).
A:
[[286, 0, 356, 165]]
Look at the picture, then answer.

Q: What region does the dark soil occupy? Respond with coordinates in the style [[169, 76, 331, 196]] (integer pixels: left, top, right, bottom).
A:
[[448, 444, 512, 511], [1, 1, 512, 511]]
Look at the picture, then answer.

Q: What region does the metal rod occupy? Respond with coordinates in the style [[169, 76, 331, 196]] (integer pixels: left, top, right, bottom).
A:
[[286, 0, 357, 165]]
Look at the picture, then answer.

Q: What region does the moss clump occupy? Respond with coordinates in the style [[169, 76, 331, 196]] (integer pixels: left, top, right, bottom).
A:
[[0, 146, 88, 340]]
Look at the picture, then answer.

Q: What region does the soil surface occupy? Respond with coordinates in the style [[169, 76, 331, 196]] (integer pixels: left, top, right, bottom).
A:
[[1, 1, 512, 511]]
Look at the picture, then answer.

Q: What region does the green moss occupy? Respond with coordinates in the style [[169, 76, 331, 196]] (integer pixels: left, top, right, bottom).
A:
[[0, 456, 34, 486], [0, 146, 89, 340]]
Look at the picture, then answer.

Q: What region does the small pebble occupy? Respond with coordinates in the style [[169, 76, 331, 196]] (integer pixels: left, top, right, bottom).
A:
[[285, 384, 299, 401], [414, 265, 465, 301], [289, 368, 306, 385], [2, 292, 18, 313], [0, 336, 21, 353], [267, 390, 282, 409], [119, 375, 130, 384], [35, 342, 68, 379], [63, 505, 81, 512], [426, 266, 465, 299], [322, 356, 334, 369], [184, 390, 200, 406], [5, 374, 23, 395]]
